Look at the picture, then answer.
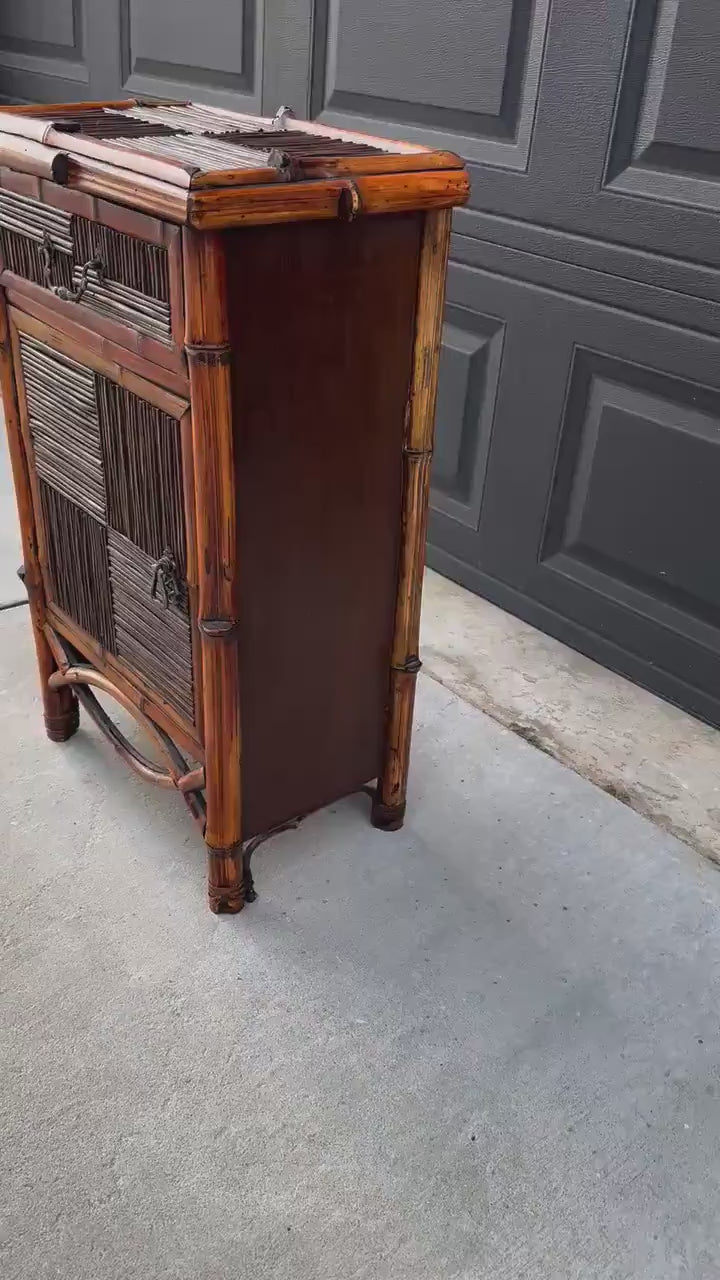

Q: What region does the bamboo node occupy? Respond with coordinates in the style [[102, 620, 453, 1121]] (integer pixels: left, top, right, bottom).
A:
[[198, 616, 240, 638], [393, 655, 422, 675], [338, 181, 361, 222], [185, 342, 232, 367]]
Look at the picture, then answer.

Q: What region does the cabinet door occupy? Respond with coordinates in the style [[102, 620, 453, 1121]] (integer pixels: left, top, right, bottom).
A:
[[11, 312, 199, 735]]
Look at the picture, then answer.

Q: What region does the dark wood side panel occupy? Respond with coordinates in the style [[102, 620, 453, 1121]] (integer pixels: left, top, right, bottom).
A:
[[227, 213, 421, 836]]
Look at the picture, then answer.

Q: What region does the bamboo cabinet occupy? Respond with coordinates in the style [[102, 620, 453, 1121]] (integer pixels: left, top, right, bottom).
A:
[[0, 100, 468, 912]]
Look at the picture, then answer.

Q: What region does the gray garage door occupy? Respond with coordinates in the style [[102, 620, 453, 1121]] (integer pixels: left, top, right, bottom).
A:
[[3, 1, 720, 725]]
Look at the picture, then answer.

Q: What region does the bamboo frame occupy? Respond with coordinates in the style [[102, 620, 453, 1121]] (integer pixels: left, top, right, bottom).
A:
[[4, 280, 189, 397], [0, 97, 467, 914], [182, 227, 244, 913], [10, 305, 189, 415], [188, 168, 468, 230], [373, 208, 453, 830], [0, 101, 470, 229], [45, 627, 204, 795], [46, 602, 204, 759], [0, 287, 78, 741]]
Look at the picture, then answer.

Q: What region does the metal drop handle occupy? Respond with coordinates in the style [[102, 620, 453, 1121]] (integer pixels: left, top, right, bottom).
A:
[[40, 230, 104, 303], [150, 548, 184, 610]]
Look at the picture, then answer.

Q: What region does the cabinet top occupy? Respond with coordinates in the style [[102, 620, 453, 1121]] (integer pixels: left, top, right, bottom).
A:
[[0, 99, 469, 229]]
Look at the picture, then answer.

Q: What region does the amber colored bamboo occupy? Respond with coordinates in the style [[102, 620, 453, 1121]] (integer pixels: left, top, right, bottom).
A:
[[47, 651, 204, 794], [188, 168, 469, 230], [4, 280, 189, 396], [0, 99, 140, 116], [0, 288, 78, 741], [67, 156, 188, 224], [0, 133, 69, 183], [182, 227, 244, 912], [296, 150, 464, 179], [10, 305, 189, 415], [373, 208, 452, 829], [45, 601, 203, 759]]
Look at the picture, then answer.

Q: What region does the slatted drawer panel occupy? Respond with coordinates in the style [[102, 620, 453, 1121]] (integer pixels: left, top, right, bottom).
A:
[[0, 188, 73, 288], [0, 187, 73, 251], [72, 216, 171, 340], [108, 530, 195, 723], [19, 334, 105, 520], [39, 480, 115, 651], [0, 189, 172, 343], [73, 217, 169, 301]]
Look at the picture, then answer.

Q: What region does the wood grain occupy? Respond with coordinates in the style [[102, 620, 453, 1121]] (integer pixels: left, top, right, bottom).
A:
[[227, 213, 421, 838], [46, 631, 204, 795], [183, 227, 244, 912], [67, 156, 188, 224], [188, 168, 469, 229], [374, 208, 452, 826], [46, 601, 203, 759], [0, 133, 69, 183], [6, 291, 189, 395]]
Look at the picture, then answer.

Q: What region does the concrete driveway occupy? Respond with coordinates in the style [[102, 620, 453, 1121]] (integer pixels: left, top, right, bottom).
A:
[[0, 414, 22, 606], [1, 592, 719, 1278]]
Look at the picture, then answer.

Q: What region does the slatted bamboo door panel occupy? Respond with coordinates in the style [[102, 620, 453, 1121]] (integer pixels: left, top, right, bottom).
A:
[[10, 310, 199, 737]]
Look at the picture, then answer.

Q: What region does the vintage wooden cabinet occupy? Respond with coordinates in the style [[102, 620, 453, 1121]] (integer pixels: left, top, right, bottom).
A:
[[0, 100, 468, 912]]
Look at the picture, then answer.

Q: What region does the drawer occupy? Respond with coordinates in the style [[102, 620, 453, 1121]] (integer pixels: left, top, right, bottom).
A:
[[0, 169, 185, 378], [11, 309, 200, 744]]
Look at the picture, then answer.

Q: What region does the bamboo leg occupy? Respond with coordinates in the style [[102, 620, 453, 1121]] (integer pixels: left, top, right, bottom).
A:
[[373, 208, 452, 831], [183, 228, 244, 913], [0, 290, 78, 742]]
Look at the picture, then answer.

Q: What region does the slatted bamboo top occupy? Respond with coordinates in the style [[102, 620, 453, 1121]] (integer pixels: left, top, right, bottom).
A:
[[0, 99, 469, 228]]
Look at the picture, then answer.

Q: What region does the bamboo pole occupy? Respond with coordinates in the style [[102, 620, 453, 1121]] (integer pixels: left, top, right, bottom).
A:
[[0, 287, 79, 741], [182, 227, 244, 912], [373, 208, 452, 830]]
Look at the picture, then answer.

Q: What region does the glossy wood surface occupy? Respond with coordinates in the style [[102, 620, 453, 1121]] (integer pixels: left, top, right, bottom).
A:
[[0, 99, 466, 913], [227, 213, 421, 837], [183, 227, 245, 912]]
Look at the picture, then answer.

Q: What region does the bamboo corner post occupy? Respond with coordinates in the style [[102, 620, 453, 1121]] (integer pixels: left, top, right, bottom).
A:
[[372, 207, 452, 832], [183, 227, 245, 913]]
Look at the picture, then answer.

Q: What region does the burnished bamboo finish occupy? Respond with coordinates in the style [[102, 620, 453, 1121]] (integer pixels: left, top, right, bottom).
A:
[[182, 227, 244, 913], [374, 208, 453, 830], [0, 287, 78, 741], [188, 168, 468, 230], [0, 98, 466, 915]]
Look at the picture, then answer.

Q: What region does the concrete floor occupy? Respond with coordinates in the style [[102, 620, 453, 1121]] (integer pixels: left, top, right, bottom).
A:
[[421, 575, 720, 865], [0, 412, 23, 607], [2, 602, 720, 1279], [4, 414, 720, 864]]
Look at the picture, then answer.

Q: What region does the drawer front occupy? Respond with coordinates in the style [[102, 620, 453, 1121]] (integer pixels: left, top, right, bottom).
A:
[[0, 185, 180, 354], [15, 324, 197, 731]]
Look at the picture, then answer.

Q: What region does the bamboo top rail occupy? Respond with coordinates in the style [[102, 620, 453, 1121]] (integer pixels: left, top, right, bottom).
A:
[[0, 100, 469, 228]]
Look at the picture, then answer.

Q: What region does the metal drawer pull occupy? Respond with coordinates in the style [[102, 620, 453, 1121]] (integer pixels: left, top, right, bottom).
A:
[[40, 230, 104, 302], [150, 548, 184, 610]]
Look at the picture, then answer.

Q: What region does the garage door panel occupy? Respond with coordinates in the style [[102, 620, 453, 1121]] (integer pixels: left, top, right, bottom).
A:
[[544, 349, 720, 634], [311, 0, 551, 172], [431, 295, 505, 532], [0, 0, 87, 103], [119, 0, 262, 109], [430, 258, 720, 721], [606, 0, 720, 204]]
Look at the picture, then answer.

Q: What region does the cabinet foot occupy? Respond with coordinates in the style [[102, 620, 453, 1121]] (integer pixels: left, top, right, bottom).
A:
[[206, 846, 245, 914], [44, 699, 80, 743], [371, 797, 406, 831]]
